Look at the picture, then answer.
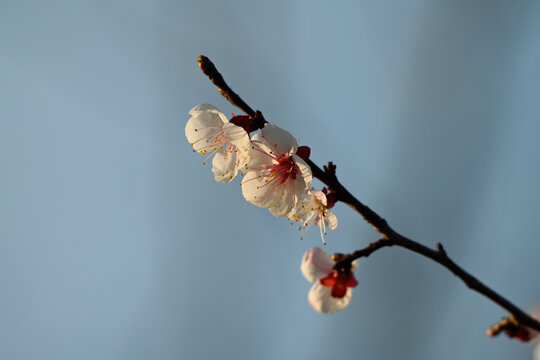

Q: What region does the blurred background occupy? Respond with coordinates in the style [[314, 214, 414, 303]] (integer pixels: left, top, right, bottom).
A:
[[2, 0, 540, 359]]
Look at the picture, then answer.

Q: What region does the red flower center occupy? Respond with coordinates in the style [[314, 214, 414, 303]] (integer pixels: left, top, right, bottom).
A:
[[320, 271, 358, 298], [269, 155, 299, 184]]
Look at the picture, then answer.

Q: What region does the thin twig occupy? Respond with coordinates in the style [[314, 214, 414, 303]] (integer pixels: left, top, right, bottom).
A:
[[313, 159, 540, 333], [196, 55, 540, 335]]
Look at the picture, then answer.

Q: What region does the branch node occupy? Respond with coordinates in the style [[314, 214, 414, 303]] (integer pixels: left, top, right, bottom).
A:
[[436, 242, 447, 257], [323, 161, 337, 177]]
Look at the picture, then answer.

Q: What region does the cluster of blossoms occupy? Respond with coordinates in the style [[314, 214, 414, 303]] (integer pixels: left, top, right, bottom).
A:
[[186, 104, 356, 312]]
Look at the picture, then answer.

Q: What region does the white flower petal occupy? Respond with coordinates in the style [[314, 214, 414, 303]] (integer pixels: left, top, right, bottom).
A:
[[211, 148, 239, 182], [241, 171, 280, 208], [310, 190, 327, 206], [301, 247, 333, 282], [268, 187, 297, 217], [186, 105, 228, 154], [291, 154, 313, 192], [308, 282, 353, 314], [246, 142, 275, 169], [294, 176, 309, 205], [189, 104, 229, 123], [260, 123, 298, 156], [222, 123, 251, 153], [325, 210, 338, 230], [185, 122, 221, 154]]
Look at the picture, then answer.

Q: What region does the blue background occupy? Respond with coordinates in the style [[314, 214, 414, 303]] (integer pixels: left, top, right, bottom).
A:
[[2, 1, 540, 359]]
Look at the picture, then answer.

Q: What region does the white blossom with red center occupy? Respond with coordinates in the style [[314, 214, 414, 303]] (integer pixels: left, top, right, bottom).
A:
[[241, 123, 312, 217], [288, 189, 337, 245], [301, 247, 359, 313], [186, 104, 251, 182]]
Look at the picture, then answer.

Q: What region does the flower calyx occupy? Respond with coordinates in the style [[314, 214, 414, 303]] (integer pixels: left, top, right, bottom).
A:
[[229, 110, 267, 134], [322, 187, 336, 209], [319, 268, 358, 298]]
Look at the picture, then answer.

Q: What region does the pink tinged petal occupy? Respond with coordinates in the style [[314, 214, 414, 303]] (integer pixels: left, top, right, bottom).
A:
[[325, 210, 338, 231], [260, 123, 298, 156], [300, 247, 333, 282], [308, 282, 352, 314]]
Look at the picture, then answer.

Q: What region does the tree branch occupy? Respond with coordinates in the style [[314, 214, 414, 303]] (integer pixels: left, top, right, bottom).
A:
[[196, 54, 540, 335]]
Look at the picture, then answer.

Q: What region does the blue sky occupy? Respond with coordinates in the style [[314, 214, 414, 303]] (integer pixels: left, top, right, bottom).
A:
[[1, 1, 540, 359]]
